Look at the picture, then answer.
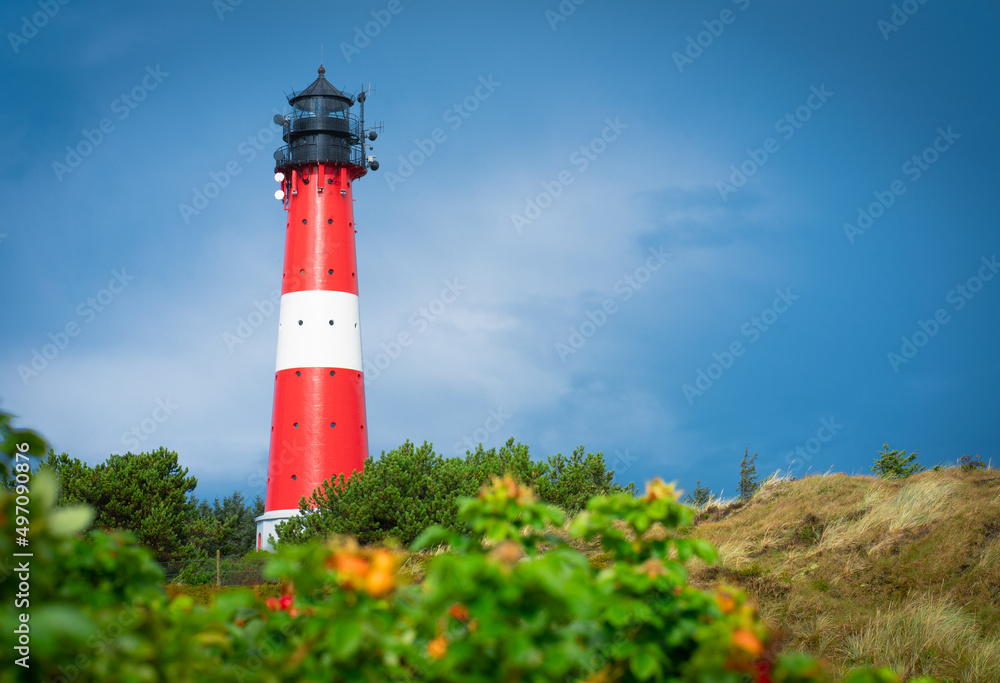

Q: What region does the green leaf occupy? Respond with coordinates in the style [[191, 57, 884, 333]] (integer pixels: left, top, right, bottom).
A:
[[31, 468, 60, 513], [629, 647, 661, 680], [691, 538, 718, 563], [411, 525, 451, 551], [47, 505, 95, 537]]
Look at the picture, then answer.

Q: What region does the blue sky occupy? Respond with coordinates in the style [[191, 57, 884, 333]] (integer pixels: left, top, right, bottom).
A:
[[2, 0, 997, 504]]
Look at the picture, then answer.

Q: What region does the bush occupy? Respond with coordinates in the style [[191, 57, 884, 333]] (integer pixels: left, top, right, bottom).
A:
[[957, 454, 986, 472], [277, 438, 635, 547], [1, 463, 940, 682], [871, 443, 924, 480]]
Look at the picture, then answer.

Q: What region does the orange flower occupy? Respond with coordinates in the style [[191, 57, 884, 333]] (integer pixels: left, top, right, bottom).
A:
[[371, 548, 396, 573], [641, 478, 676, 503], [364, 570, 395, 598], [490, 540, 524, 566], [637, 558, 667, 579], [427, 635, 448, 660], [449, 603, 469, 621], [731, 629, 763, 657], [265, 597, 279, 611], [331, 550, 370, 589], [715, 590, 736, 614]]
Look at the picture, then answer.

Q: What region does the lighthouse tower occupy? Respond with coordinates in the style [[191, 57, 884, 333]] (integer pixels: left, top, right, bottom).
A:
[[256, 66, 379, 551]]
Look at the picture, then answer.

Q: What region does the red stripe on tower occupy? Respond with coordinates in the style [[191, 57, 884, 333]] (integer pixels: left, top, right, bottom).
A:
[[256, 65, 380, 550]]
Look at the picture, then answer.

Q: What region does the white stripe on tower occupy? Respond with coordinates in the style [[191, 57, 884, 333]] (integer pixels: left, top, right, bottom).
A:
[[274, 290, 363, 372]]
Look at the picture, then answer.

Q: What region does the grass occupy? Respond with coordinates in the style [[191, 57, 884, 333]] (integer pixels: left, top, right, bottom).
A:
[[841, 594, 1000, 682], [684, 465, 1000, 681]]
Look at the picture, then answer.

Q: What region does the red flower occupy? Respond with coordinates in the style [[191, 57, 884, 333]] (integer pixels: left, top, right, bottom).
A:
[[448, 603, 469, 621], [754, 659, 772, 683]]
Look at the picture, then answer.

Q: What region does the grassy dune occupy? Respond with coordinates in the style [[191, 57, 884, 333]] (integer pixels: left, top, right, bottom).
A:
[[684, 468, 1000, 681]]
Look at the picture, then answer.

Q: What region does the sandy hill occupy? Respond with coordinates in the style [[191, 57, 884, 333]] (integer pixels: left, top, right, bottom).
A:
[[683, 467, 1000, 681]]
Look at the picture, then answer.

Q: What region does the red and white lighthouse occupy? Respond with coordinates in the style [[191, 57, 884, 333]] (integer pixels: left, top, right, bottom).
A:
[[256, 66, 379, 551]]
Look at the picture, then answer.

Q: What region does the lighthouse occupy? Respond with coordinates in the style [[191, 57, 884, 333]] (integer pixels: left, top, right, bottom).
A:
[[255, 66, 379, 551]]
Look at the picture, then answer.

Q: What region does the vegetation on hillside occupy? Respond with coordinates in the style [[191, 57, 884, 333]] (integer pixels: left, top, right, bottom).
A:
[[684, 467, 1000, 682]]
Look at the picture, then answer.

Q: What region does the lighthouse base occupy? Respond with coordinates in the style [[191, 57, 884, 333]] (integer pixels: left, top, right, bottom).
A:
[[255, 509, 299, 552]]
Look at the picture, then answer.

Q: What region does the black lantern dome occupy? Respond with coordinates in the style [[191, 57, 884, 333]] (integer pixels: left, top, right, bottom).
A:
[[273, 65, 370, 173]]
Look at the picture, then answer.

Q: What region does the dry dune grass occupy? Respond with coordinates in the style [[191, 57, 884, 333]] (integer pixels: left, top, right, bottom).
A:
[[841, 594, 1000, 682], [683, 466, 1000, 681]]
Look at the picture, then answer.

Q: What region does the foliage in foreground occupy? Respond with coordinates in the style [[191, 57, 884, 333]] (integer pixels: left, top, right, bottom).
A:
[[277, 438, 635, 547], [0, 464, 939, 683]]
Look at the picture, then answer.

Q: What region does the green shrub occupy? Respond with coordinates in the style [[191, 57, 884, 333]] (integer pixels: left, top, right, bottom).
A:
[[957, 454, 986, 472], [871, 443, 924, 480], [740, 447, 761, 500], [277, 438, 634, 547]]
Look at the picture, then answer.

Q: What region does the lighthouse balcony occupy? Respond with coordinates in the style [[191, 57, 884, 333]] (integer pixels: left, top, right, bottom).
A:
[[274, 140, 365, 171], [288, 112, 357, 135]]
